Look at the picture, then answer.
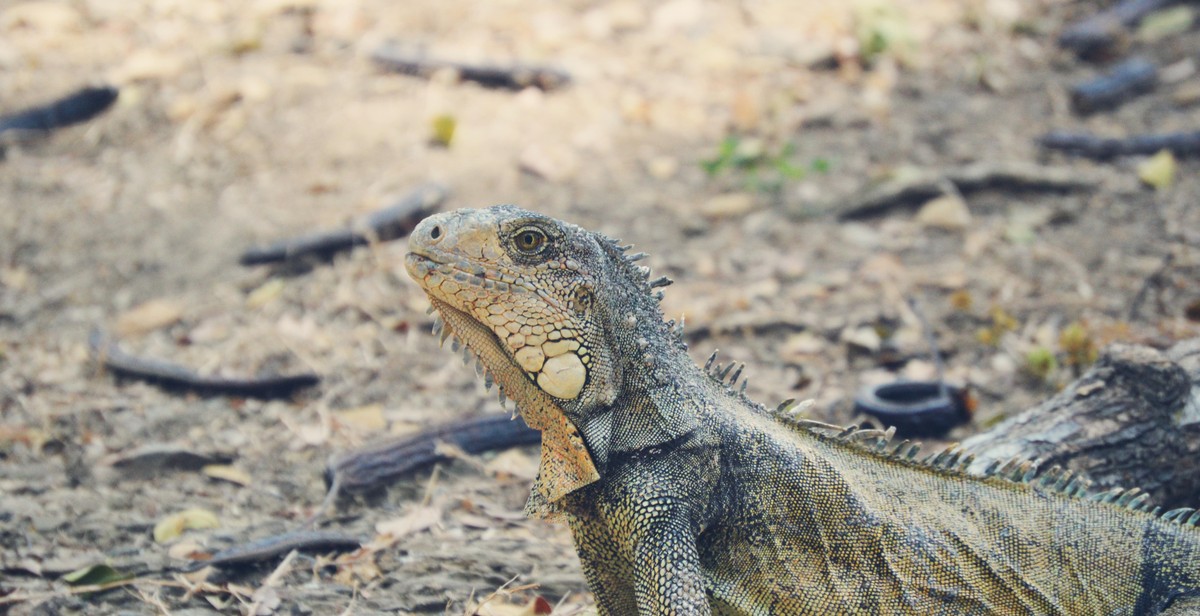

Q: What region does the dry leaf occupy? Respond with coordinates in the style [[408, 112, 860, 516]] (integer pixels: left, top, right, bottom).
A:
[[1138, 149, 1177, 190], [730, 90, 761, 131], [332, 550, 382, 585], [336, 404, 387, 432], [167, 539, 210, 561], [0, 425, 48, 449], [116, 49, 186, 83], [457, 513, 498, 530], [291, 422, 328, 448], [14, 557, 42, 576], [646, 156, 679, 180], [1187, 298, 1200, 322], [701, 193, 756, 219], [1137, 5, 1194, 42], [115, 299, 183, 337], [430, 114, 456, 147], [250, 586, 281, 614], [374, 505, 441, 539], [2, 3, 82, 32], [246, 279, 285, 309], [470, 594, 554, 616], [841, 326, 881, 352], [154, 508, 221, 543], [484, 448, 539, 480], [202, 464, 253, 487], [916, 194, 972, 230], [0, 266, 29, 290]]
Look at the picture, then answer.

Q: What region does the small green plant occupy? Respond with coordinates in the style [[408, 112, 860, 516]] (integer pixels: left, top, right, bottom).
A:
[[1059, 321, 1098, 371], [1024, 347, 1058, 382], [976, 305, 1018, 347], [701, 136, 828, 193], [853, 1, 915, 65]]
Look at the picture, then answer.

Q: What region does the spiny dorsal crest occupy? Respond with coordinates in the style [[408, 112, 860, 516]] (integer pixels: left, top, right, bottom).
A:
[[598, 233, 691, 352], [781, 417, 1200, 526], [599, 235, 672, 305], [700, 349, 768, 412]]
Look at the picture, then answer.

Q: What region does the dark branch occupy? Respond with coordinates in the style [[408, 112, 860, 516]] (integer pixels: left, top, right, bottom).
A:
[[0, 85, 118, 137], [89, 330, 320, 400], [371, 48, 570, 91], [324, 413, 541, 496], [239, 183, 447, 266]]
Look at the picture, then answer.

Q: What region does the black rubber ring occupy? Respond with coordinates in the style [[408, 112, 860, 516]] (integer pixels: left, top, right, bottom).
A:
[[853, 380, 972, 438]]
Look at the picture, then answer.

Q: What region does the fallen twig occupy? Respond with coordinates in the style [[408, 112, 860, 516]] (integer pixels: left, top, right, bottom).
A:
[[682, 315, 809, 342], [184, 530, 361, 571], [89, 330, 320, 399], [1039, 129, 1200, 159], [110, 444, 234, 476], [239, 183, 447, 266], [804, 162, 1096, 221], [323, 414, 540, 498], [371, 47, 570, 91], [0, 577, 187, 607], [1058, 0, 1177, 58], [1071, 57, 1158, 114], [0, 85, 118, 139]]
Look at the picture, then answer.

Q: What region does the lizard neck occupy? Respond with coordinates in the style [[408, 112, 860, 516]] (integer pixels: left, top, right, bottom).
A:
[[567, 272, 713, 470]]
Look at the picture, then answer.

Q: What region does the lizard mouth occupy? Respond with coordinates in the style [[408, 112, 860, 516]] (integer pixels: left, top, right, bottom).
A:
[[406, 248, 549, 420], [406, 248, 589, 403], [404, 251, 441, 278]]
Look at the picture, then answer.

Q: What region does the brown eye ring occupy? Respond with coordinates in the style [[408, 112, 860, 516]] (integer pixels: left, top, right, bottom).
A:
[[513, 226, 548, 254]]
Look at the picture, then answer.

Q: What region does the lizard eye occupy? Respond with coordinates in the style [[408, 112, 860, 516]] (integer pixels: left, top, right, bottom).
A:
[[513, 227, 548, 255]]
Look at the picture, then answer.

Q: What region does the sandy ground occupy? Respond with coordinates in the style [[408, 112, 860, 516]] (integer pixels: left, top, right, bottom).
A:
[[1, 0, 1199, 613]]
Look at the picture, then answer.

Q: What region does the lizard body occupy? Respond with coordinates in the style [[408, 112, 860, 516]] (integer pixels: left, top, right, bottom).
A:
[[405, 206, 1200, 615]]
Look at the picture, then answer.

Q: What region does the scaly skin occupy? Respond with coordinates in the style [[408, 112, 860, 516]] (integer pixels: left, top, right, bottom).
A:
[[405, 206, 1200, 615]]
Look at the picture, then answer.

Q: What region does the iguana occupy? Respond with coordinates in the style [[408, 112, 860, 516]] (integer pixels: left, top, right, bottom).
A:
[[404, 205, 1200, 615]]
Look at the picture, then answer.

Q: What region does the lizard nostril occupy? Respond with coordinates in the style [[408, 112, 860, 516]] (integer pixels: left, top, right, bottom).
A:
[[430, 225, 442, 241]]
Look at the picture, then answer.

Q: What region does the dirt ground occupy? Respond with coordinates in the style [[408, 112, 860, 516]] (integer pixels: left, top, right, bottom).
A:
[[2, 0, 1199, 613]]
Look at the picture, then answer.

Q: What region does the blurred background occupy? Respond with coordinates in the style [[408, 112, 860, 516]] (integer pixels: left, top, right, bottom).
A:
[[1, 0, 1198, 612]]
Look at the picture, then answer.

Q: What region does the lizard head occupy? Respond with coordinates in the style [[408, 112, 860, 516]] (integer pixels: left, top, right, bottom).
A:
[[405, 206, 696, 513], [407, 206, 619, 403]]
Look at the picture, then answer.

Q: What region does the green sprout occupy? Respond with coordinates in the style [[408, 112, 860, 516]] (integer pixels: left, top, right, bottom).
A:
[[701, 135, 829, 193]]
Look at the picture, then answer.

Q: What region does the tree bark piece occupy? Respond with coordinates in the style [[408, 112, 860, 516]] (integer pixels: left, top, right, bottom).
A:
[[803, 162, 1096, 221], [238, 183, 447, 266], [187, 530, 362, 571], [964, 341, 1200, 509], [324, 413, 541, 496], [1039, 130, 1200, 159], [1058, 0, 1177, 58], [0, 85, 118, 139], [89, 330, 320, 400], [1070, 57, 1158, 114], [371, 48, 570, 91]]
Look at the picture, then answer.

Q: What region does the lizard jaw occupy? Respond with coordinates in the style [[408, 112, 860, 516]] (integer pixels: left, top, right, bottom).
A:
[[405, 251, 590, 401], [405, 251, 541, 405], [422, 296, 601, 506], [426, 296, 533, 411]]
